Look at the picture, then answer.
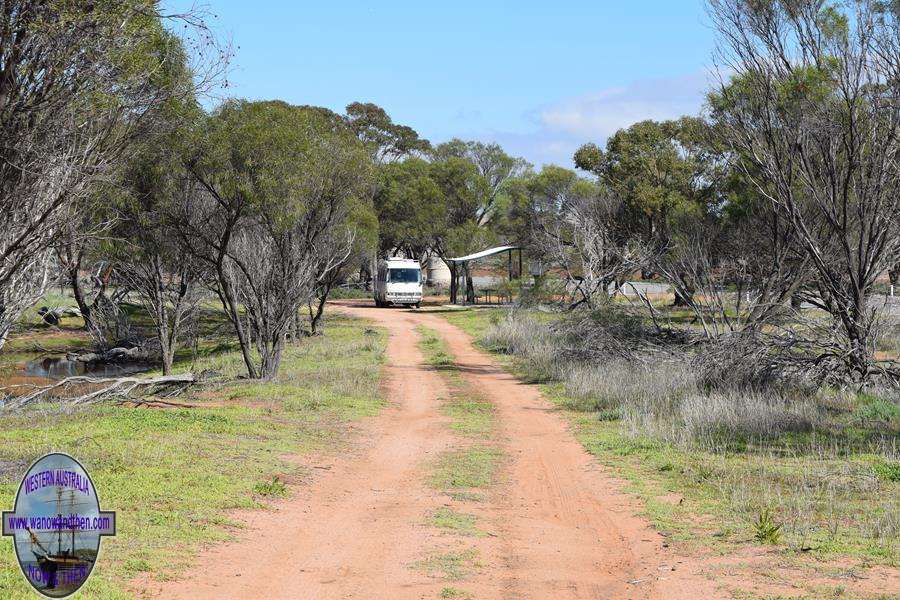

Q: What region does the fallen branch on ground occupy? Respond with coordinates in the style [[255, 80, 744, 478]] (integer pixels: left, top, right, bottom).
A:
[[2, 374, 196, 409]]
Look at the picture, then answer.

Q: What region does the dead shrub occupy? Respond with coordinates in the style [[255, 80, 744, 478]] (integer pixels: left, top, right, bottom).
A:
[[692, 332, 824, 393]]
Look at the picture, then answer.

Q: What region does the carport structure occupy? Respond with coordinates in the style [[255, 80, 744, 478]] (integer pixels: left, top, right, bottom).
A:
[[446, 245, 523, 304]]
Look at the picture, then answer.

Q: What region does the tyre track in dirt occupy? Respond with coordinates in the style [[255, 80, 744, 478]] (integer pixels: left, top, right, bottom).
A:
[[148, 309, 457, 599], [410, 309, 722, 600], [148, 302, 724, 599]]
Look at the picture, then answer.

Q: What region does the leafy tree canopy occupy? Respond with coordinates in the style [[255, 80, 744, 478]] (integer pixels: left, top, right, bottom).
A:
[[373, 158, 445, 257], [190, 100, 372, 226], [345, 102, 431, 163], [432, 138, 531, 224], [574, 118, 718, 240]]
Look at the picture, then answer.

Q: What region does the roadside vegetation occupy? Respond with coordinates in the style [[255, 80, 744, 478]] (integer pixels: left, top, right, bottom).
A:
[[440, 307, 899, 570], [418, 1, 900, 585], [0, 309, 386, 599]]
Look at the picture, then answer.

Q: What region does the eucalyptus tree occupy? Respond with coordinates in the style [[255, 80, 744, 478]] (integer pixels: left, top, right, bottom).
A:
[[112, 111, 208, 374], [181, 100, 373, 380], [428, 157, 493, 302], [432, 139, 531, 225], [574, 120, 698, 243], [574, 118, 721, 305], [708, 0, 900, 379], [306, 193, 378, 336], [373, 158, 446, 258], [345, 102, 431, 164], [508, 165, 640, 308], [0, 0, 222, 351], [343, 102, 429, 286]]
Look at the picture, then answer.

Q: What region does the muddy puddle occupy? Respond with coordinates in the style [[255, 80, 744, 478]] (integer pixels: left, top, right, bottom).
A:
[[22, 357, 150, 381], [0, 357, 152, 396]]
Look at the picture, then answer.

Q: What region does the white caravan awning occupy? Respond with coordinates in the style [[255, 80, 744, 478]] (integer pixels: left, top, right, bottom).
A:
[[446, 246, 521, 263]]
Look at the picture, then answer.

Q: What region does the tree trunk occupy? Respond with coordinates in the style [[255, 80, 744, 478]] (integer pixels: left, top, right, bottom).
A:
[[672, 284, 694, 307], [843, 289, 874, 379], [218, 275, 259, 379], [69, 267, 92, 329], [62, 249, 94, 332], [161, 341, 175, 376], [449, 263, 459, 304], [465, 265, 475, 304], [156, 300, 173, 375], [361, 263, 373, 291], [258, 334, 285, 381], [309, 286, 330, 336]]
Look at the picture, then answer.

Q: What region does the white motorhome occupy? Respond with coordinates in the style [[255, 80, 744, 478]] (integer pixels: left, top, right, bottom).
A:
[[374, 258, 423, 308]]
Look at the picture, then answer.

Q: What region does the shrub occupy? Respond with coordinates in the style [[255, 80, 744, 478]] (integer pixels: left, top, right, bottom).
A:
[[692, 332, 819, 393], [753, 508, 782, 544], [854, 393, 900, 425], [481, 312, 543, 355], [253, 476, 288, 497], [517, 276, 567, 307], [624, 390, 822, 448], [482, 313, 562, 382], [875, 322, 900, 357], [873, 460, 900, 483], [562, 360, 695, 414]]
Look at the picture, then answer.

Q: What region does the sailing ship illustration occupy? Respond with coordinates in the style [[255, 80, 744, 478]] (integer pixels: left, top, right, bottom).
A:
[[24, 487, 93, 592]]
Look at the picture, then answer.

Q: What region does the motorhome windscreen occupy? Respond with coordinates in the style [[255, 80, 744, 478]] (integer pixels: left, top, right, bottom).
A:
[[388, 268, 420, 283]]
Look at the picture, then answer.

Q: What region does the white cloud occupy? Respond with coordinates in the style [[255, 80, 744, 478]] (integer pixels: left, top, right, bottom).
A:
[[536, 71, 711, 141], [451, 71, 711, 169]]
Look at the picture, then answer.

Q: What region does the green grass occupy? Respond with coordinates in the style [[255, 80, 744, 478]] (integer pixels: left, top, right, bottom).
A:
[[0, 313, 387, 599], [418, 325, 455, 370], [753, 508, 783, 545], [432, 307, 900, 569], [569, 411, 899, 561], [439, 586, 474, 599], [430, 507, 484, 537], [433, 307, 505, 341], [417, 326, 494, 438], [253, 476, 288, 497], [430, 446, 503, 491], [413, 547, 481, 581], [414, 324, 497, 586], [327, 286, 372, 300], [416, 325, 502, 495], [446, 491, 485, 503]]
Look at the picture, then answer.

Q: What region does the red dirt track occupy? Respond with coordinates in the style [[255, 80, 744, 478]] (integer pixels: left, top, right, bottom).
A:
[[148, 301, 724, 599]]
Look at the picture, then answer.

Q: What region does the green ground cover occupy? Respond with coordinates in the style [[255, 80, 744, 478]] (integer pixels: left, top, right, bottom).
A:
[[0, 309, 386, 599]]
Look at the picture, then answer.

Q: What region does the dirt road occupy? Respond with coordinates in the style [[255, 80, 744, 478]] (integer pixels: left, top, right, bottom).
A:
[[150, 303, 721, 599]]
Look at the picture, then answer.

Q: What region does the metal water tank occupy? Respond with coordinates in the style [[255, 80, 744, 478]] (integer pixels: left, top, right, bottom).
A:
[[425, 255, 452, 287]]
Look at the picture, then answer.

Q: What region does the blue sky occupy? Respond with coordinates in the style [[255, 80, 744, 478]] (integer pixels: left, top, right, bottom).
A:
[[167, 1, 717, 167]]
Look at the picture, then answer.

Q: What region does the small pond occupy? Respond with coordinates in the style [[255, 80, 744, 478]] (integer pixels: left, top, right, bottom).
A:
[[21, 357, 151, 381]]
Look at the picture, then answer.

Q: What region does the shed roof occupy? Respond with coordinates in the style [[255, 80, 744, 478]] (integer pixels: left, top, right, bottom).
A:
[[446, 245, 521, 263]]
